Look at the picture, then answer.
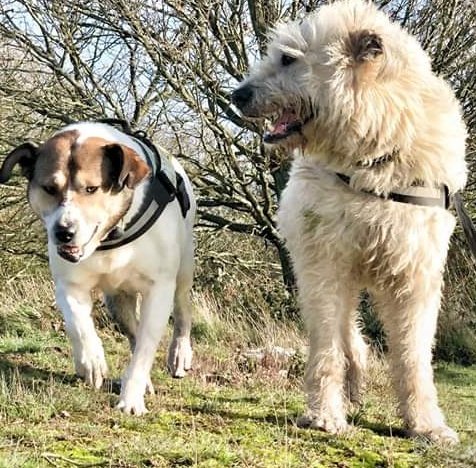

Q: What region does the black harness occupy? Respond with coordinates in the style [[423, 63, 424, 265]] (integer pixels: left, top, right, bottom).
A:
[[95, 121, 190, 251]]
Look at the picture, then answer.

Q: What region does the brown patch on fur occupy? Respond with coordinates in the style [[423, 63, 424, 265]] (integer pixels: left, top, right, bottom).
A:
[[33, 134, 149, 196], [120, 145, 150, 188], [346, 31, 384, 87], [68, 137, 148, 239], [103, 143, 151, 189], [34, 130, 79, 195], [347, 30, 383, 63], [29, 133, 150, 247], [72, 137, 118, 190]]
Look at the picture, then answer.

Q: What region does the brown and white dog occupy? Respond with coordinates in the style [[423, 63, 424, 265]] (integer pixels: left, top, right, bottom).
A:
[[0, 122, 196, 415]]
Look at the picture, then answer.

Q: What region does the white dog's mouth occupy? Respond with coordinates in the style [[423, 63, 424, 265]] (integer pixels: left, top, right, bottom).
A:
[[56, 225, 99, 263], [263, 109, 311, 144]]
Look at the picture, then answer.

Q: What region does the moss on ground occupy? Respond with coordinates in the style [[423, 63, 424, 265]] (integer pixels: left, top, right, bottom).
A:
[[0, 326, 475, 468]]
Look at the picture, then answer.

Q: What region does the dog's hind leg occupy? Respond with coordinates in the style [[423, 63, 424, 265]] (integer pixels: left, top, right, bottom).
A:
[[104, 291, 139, 352], [104, 292, 154, 395], [376, 282, 458, 444], [167, 251, 193, 378], [342, 309, 368, 406]]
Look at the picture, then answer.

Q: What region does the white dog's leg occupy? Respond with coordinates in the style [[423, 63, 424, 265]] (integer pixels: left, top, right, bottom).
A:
[[116, 274, 176, 415], [55, 284, 108, 389], [104, 291, 139, 351], [296, 265, 359, 434], [378, 289, 458, 444], [167, 254, 194, 378], [104, 291, 154, 395], [167, 292, 193, 378], [342, 310, 368, 405]]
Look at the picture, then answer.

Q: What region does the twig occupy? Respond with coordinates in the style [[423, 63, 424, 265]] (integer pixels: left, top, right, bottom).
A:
[[41, 452, 108, 467], [41, 454, 60, 468], [5, 258, 35, 285], [0, 442, 17, 449]]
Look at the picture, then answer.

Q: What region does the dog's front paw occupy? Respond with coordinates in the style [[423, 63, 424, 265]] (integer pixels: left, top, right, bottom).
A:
[[116, 378, 148, 416], [74, 346, 108, 389], [167, 336, 193, 378], [116, 396, 148, 416], [411, 425, 459, 445], [297, 411, 350, 435]]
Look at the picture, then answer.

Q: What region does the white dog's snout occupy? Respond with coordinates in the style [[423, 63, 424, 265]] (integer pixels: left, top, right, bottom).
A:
[[231, 85, 254, 110], [46, 202, 82, 243]]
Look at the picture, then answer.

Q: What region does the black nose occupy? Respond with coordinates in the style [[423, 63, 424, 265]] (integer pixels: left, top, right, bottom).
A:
[[231, 85, 253, 109], [54, 224, 76, 243]]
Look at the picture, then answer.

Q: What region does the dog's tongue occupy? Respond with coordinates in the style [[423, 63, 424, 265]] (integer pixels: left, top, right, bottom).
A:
[[268, 110, 300, 136], [264, 110, 303, 143]]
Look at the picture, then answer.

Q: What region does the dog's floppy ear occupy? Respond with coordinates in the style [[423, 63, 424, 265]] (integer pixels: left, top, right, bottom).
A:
[[0, 142, 38, 184], [104, 143, 150, 190], [348, 30, 383, 63]]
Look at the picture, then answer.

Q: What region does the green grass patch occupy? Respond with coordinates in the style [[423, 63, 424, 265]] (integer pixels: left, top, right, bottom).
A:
[[0, 324, 475, 467]]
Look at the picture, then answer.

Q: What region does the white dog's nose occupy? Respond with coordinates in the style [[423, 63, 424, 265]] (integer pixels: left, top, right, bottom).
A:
[[231, 85, 254, 109]]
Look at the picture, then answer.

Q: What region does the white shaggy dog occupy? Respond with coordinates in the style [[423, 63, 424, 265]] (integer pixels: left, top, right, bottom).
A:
[[232, 0, 467, 443], [0, 122, 196, 415]]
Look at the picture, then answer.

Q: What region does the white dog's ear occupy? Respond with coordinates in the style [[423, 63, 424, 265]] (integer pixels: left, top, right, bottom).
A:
[[348, 30, 383, 63], [104, 144, 151, 190], [0, 142, 38, 183]]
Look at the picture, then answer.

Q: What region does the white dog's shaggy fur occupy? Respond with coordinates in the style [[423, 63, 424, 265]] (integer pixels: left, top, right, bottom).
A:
[[232, 0, 467, 443]]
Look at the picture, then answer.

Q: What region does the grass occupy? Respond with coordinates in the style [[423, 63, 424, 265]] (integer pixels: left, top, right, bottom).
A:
[[0, 264, 475, 467], [0, 320, 475, 466]]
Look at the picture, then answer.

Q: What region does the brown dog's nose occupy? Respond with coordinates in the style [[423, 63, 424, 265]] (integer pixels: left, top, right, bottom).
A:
[[231, 85, 254, 109], [54, 223, 76, 244]]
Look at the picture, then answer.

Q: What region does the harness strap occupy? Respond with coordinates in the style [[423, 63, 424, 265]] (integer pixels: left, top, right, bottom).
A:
[[96, 132, 191, 251], [336, 173, 450, 209], [96, 174, 176, 251], [453, 192, 476, 261], [175, 172, 191, 217], [144, 138, 190, 219]]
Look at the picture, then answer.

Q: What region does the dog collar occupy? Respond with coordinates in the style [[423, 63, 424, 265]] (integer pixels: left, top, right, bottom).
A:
[[336, 173, 450, 209], [96, 136, 190, 251]]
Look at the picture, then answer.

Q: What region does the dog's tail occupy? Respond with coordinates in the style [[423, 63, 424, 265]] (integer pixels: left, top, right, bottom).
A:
[[454, 192, 476, 262]]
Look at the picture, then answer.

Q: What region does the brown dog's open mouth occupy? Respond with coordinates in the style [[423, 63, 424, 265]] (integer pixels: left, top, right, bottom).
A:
[[57, 244, 82, 263], [56, 225, 99, 263]]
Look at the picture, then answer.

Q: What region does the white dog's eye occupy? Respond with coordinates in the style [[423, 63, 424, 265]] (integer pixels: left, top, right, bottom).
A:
[[85, 186, 99, 194], [281, 54, 296, 66]]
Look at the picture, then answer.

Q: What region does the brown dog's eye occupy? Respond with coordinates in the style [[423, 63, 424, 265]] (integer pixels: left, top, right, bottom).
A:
[[85, 186, 99, 194], [42, 185, 57, 196], [281, 54, 296, 66]]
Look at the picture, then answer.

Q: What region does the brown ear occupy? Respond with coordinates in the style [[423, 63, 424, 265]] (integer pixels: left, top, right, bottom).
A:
[[0, 142, 38, 183], [104, 144, 150, 189], [348, 30, 383, 63]]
